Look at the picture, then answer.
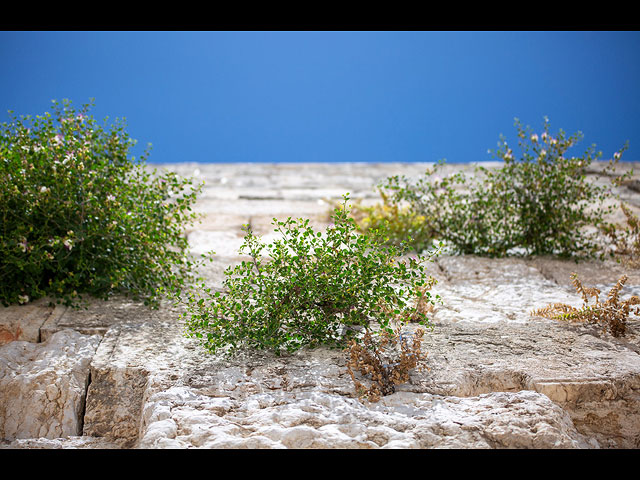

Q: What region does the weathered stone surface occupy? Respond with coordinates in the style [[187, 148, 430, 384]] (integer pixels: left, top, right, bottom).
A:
[[0, 435, 120, 449], [2, 161, 640, 449], [64, 298, 638, 449], [81, 322, 154, 447], [420, 318, 640, 448], [138, 388, 594, 449], [40, 296, 183, 342], [0, 329, 101, 441], [0, 299, 66, 346]]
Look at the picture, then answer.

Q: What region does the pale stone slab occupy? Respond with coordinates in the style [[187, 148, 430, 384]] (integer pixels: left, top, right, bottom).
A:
[[40, 297, 183, 343], [0, 329, 101, 441]]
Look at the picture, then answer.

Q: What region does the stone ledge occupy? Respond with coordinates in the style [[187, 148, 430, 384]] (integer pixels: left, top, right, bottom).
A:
[[0, 299, 65, 346]]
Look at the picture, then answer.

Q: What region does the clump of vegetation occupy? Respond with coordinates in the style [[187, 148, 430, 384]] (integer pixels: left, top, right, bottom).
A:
[[601, 202, 640, 268], [352, 117, 630, 259], [340, 192, 433, 253], [0, 99, 204, 308], [346, 326, 428, 402], [182, 194, 439, 357], [531, 273, 640, 337]]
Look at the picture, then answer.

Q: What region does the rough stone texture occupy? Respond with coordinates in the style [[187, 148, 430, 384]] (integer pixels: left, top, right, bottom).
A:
[[0, 299, 66, 346], [0, 436, 120, 449], [68, 316, 602, 449], [40, 296, 182, 343], [420, 318, 640, 448], [58, 301, 637, 448], [0, 329, 101, 441], [2, 161, 640, 449], [138, 389, 594, 449]]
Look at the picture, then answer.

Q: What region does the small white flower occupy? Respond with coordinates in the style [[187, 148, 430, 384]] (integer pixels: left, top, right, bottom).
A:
[[106, 194, 116, 202], [52, 134, 63, 145], [63, 238, 74, 250], [614, 152, 621, 160], [530, 134, 539, 143], [539, 149, 547, 157], [18, 294, 29, 304], [40, 186, 49, 193]]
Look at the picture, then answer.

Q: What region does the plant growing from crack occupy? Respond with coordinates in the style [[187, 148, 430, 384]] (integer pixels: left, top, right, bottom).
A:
[[346, 325, 428, 402], [182, 194, 440, 360]]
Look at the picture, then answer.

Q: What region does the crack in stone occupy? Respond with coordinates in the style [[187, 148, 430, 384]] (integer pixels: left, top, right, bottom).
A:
[[78, 369, 92, 436]]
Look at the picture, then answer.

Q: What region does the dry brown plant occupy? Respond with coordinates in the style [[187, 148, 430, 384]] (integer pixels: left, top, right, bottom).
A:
[[531, 273, 640, 337], [345, 326, 427, 402]]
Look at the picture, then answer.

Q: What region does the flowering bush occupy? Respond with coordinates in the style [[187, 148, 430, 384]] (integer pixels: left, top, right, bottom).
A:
[[357, 118, 630, 258], [182, 194, 439, 357], [0, 99, 204, 307]]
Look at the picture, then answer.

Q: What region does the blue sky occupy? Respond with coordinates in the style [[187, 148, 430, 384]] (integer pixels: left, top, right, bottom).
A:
[[1, 30, 639, 164]]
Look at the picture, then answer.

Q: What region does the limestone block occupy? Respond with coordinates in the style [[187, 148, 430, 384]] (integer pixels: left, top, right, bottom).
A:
[[0, 329, 101, 441], [82, 317, 187, 447], [419, 319, 640, 448]]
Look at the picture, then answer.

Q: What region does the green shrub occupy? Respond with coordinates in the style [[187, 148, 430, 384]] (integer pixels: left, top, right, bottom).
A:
[[182, 194, 439, 357], [335, 193, 433, 253], [357, 117, 630, 258], [0, 99, 204, 307]]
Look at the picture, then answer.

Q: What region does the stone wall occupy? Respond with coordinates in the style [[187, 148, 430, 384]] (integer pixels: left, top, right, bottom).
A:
[[2, 162, 640, 449]]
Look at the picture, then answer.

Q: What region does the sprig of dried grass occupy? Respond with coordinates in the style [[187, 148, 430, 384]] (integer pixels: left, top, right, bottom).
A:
[[346, 326, 427, 403], [531, 273, 640, 337]]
